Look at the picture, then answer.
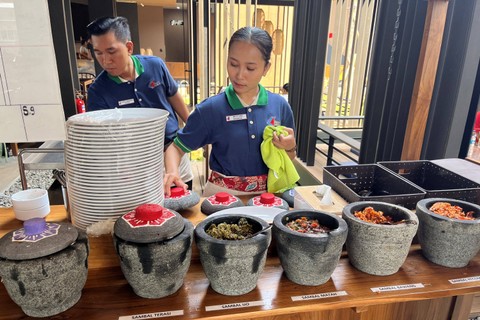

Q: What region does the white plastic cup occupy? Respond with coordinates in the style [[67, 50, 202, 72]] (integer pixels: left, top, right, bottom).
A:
[[13, 203, 51, 221], [11, 189, 49, 210]]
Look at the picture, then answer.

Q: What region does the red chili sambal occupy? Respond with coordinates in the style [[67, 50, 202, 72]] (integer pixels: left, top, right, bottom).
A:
[[429, 202, 475, 220], [354, 206, 394, 224], [285, 216, 331, 234]]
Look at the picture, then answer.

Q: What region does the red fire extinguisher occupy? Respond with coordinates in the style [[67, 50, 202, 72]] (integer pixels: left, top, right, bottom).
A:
[[76, 95, 86, 114]]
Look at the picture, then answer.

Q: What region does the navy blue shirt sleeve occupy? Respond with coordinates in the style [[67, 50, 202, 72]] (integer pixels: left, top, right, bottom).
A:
[[175, 99, 212, 152]]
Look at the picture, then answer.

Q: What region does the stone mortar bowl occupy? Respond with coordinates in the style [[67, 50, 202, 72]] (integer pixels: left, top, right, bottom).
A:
[[194, 213, 271, 296], [114, 219, 194, 298], [416, 198, 480, 268], [342, 201, 418, 276], [164, 187, 200, 211], [273, 210, 348, 286], [0, 229, 89, 317]]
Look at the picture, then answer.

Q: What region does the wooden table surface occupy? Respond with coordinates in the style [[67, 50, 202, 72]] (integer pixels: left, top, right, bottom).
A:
[[1, 204, 479, 320]]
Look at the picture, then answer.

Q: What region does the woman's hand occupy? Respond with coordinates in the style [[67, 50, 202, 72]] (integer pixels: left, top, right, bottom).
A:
[[272, 127, 296, 159], [272, 127, 296, 150]]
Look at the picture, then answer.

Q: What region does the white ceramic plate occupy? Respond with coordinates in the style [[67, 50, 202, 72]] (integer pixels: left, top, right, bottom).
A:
[[67, 169, 159, 181], [68, 178, 161, 190], [67, 119, 165, 129], [65, 141, 163, 155], [66, 131, 165, 143], [207, 206, 287, 224], [67, 108, 169, 126], [65, 156, 162, 168], [66, 132, 164, 144], [67, 120, 164, 131], [68, 179, 162, 194], [64, 150, 162, 162], [68, 192, 161, 209], [67, 179, 162, 196], [67, 181, 162, 196], [65, 156, 162, 173], [66, 154, 162, 168]]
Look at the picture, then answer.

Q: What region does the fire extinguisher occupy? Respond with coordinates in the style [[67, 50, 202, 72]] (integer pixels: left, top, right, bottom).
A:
[[75, 93, 86, 114]]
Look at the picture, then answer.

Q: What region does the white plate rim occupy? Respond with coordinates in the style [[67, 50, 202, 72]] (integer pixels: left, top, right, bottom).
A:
[[67, 108, 169, 125]]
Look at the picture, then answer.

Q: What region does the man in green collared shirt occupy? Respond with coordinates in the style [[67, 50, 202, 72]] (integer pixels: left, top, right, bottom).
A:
[[86, 16, 193, 188]]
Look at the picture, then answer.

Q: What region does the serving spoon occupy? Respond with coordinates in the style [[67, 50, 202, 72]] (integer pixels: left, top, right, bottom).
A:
[[246, 224, 273, 239]]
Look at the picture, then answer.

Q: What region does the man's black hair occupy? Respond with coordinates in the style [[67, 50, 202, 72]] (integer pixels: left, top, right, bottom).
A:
[[87, 16, 131, 43]]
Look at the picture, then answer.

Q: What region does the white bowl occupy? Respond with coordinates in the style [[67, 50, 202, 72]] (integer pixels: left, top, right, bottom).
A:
[[11, 189, 49, 211], [14, 203, 51, 221]]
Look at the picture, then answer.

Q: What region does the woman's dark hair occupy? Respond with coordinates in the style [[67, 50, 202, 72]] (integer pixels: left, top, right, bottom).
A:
[[228, 27, 272, 65], [87, 16, 131, 43]]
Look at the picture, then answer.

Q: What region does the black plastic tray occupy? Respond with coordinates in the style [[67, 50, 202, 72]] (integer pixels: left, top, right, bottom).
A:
[[378, 160, 480, 203], [322, 164, 426, 209]]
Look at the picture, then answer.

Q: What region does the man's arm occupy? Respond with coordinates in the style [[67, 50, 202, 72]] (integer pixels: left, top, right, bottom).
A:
[[167, 91, 190, 123], [164, 142, 187, 196]]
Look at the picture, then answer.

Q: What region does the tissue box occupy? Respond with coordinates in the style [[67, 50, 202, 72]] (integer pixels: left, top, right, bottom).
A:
[[294, 186, 348, 216]]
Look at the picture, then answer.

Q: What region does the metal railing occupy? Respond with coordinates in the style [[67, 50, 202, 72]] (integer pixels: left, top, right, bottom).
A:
[[317, 116, 363, 166], [17, 147, 65, 190]]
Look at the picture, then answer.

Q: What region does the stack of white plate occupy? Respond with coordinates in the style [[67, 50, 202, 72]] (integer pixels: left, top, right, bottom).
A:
[[65, 108, 169, 230]]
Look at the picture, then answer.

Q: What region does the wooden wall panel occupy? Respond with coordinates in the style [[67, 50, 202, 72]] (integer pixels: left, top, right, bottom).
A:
[[401, 0, 449, 160]]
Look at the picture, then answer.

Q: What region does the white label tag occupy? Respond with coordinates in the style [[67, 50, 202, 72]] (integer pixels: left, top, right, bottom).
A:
[[118, 98, 135, 106], [205, 300, 264, 312], [226, 114, 247, 122], [449, 275, 480, 284], [291, 290, 348, 301], [118, 310, 183, 320], [371, 283, 424, 293]]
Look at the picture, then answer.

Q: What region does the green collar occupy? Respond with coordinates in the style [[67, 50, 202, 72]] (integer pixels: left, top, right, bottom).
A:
[[108, 55, 144, 84], [225, 84, 268, 109]]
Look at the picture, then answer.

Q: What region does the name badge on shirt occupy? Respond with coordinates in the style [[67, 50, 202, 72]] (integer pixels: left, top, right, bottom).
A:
[[118, 98, 135, 106], [226, 114, 247, 122]]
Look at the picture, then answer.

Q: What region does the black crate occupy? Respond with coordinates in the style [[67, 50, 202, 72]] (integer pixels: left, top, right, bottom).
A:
[[378, 160, 480, 203], [323, 164, 426, 209]]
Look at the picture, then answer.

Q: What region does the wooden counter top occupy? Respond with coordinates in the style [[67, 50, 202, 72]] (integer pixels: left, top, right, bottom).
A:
[[1, 205, 479, 320]]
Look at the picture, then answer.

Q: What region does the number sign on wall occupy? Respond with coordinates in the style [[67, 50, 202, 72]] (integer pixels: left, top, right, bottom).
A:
[[0, 0, 66, 142]]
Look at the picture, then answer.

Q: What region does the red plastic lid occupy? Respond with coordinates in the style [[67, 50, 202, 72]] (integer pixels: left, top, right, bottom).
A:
[[260, 193, 275, 204], [170, 187, 185, 197], [134, 204, 164, 221], [215, 192, 230, 202]]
